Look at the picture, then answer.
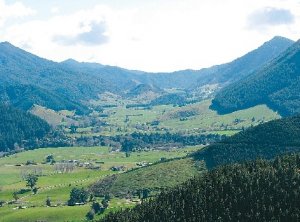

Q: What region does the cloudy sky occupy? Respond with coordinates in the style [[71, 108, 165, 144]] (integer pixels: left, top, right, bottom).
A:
[[0, 0, 299, 72]]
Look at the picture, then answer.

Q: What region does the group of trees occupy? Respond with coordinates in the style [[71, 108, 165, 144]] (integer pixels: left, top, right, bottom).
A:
[[68, 188, 90, 206], [76, 132, 225, 152], [100, 153, 300, 222], [86, 196, 110, 220]]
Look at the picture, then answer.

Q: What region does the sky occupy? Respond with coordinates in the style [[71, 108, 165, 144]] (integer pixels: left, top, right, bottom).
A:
[[0, 0, 300, 72]]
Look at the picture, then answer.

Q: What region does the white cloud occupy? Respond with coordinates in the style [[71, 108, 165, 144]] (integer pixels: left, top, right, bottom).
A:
[[51, 7, 60, 14], [0, 0, 35, 26], [2, 0, 300, 72]]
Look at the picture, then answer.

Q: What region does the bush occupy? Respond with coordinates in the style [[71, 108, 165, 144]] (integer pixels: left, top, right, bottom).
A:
[[68, 188, 89, 206]]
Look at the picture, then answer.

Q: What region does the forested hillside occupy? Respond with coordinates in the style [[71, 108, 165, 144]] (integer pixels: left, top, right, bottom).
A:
[[100, 153, 300, 222], [0, 104, 51, 152], [0, 84, 87, 114], [0, 42, 110, 111], [211, 39, 300, 116], [193, 115, 300, 168]]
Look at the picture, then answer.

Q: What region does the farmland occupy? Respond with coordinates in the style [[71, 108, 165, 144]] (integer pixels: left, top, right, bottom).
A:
[[1, 99, 281, 221], [43, 99, 280, 138], [0, 146, 197, 222]]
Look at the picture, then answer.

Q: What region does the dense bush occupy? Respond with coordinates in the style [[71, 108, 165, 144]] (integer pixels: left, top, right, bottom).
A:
[[0, 104, 51, 152], [100, 153, 300, 222]]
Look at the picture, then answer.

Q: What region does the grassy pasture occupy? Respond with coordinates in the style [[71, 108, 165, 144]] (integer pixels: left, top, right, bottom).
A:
[[0, 146, 196, 222], [72, 100, 279, 137]]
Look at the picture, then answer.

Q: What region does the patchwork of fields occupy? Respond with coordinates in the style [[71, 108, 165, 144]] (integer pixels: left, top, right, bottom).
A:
[[52, 100, 280, 137], [0, 99, 281, 221], [0, 146, 198, 222]]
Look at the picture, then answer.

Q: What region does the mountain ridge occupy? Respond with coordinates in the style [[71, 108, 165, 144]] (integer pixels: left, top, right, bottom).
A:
[[211, 38, 300, 116]]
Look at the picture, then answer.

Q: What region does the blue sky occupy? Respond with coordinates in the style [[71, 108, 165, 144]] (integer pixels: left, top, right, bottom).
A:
[[1, 0, 299, 72]]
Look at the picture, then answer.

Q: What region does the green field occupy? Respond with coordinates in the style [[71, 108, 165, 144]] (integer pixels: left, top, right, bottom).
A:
[[105, 157, 202, 197], [65, 100, 280, 137], [6, 99, 280, 221], [0, 146, 197, 222]]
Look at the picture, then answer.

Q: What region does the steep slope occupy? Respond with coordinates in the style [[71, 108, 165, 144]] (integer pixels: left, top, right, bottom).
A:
[[0, 42, 110, 111], [193, 115, 300, 168], [211, 39, 300, 116], [0, 84, 88, 114], [194, 36, 294, 87], [90, 158, 200, 198], [100, 154, 300, 222], [0, 104, 51, 152]]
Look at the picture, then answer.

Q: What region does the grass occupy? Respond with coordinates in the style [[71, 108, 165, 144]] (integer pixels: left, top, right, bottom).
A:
[[0, 146, 196, 222], [109, 157, 201, 196], [71, 100, 280, 137]]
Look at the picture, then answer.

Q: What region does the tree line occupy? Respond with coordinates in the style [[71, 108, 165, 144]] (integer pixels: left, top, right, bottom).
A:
[[76, 132, 225, 152], [193, 115, 300, 168]]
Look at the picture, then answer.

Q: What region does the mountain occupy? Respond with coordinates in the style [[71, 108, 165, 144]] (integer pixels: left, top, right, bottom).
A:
[[193, 115, 300, 168], [211, 39, 300, 116], [0, 36, 292, 114], [60, 59, 140, 93], [0, 42, 111, 113], [193, 36, 294, 88], [62, 36, 294, 91], [100, 153, 300, 222], [0, 104, 51, 152], [0, 84, 88, 114]]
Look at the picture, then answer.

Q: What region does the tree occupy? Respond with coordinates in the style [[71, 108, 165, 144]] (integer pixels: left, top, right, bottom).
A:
[[46, 196, 51, 207], [101, 199, 109, 209], [0, 200, 5, 207], [33, 187, 38, 194], [70, 124, 78, 134], [142, 189, 150, 199], [86, 209, 95, 220], [12, 192, 19, 201], [46, 154, 55, 164], [68, 188, 89, 206], [25, 174, 38, 190]]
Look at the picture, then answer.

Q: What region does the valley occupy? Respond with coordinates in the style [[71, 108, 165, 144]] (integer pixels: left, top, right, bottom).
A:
[[0, 32, 300, 222]]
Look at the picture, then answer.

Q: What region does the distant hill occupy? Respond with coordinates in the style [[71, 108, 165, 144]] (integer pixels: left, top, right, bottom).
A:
[[193, 115, 300, 168], [62, 36, 293, 91], [0, 84, 88, 114], [0, 104, 51, 152], [150, 93, 187, 106], [211, 39, 300, 116], [0, 42, 109, 113], [193, 36, 294, 88], [126, 84, 163, 98], [100, 153, 300, 222]]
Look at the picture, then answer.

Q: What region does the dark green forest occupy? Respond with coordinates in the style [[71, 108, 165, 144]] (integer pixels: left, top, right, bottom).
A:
[[0, 84, 88, 114], [211, 40, 300, 116], [193, 115, 300, 168], [100, 153, 300, 222], [0, 104, 51, 152]]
